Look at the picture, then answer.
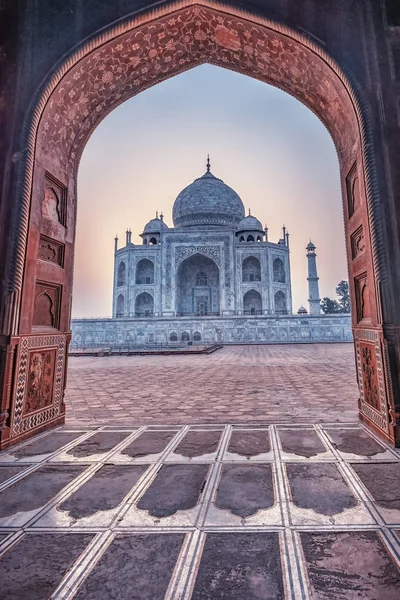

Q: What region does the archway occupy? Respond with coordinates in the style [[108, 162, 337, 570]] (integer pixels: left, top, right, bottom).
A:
[[242, 257, 261, 282], [273, 258, 286, 283], [135, 292, 154, 318], [176, 253, 220, 316], [116, 293, 125, 318], [135, 259, 155, 285], [274, 291, 287, 315], [1, 0, 398, 448], [117, 261, 126, 286], [243, 290, 262, 315]]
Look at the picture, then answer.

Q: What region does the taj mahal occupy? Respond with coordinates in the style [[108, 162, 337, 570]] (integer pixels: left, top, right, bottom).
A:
[[71, 158, 352, 347]]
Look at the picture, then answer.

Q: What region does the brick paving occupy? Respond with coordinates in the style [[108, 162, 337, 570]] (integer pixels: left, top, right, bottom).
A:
[[65, 343, 359, 425]]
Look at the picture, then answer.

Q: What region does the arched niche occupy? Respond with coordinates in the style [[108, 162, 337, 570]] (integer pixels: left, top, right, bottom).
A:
[[136, 259, 154, 285], [176, 253, 219, 316], [116, 293, 125, 317], [274, 290, 287, 314], [242, 256, 261, 282], [243, 289, 262, 315], [273, 258, 286, 283], [135, 292, 154, 317], [117, 261, 126, 286]]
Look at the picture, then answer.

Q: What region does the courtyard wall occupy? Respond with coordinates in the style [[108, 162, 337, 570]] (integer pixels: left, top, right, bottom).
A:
[[70, 314, 352, 346]]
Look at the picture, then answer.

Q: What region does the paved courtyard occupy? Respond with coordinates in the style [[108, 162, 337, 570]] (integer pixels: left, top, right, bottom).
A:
[[65, 344, 359, 425], [2, 343, 399, 599]]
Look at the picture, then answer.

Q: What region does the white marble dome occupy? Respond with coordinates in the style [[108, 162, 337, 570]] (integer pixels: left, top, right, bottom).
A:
[[172, 161, 245, 228], [237, 214, 263, 232], [143, 216, 168, 233]]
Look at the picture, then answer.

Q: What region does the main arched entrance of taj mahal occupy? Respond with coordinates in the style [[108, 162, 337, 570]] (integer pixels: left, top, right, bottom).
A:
[[1, 0, 400, 450]]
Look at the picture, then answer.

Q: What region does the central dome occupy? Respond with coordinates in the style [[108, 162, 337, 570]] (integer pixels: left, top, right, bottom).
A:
[[172, 159, 245, 228]]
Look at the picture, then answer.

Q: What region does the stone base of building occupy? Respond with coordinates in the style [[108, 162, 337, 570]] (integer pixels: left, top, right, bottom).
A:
[[71, 314, 353, 347]]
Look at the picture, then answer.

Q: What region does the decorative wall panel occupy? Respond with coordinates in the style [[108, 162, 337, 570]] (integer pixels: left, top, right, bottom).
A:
[[38, 235, 65, 267], [43, 172, 67, 227], [12, 334, 66, 437], [33, 282, 61, 329]]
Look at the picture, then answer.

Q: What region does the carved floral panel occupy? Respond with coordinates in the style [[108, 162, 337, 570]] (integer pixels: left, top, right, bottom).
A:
[[24, 349, 56, 415], [360, 342, 380, 411]]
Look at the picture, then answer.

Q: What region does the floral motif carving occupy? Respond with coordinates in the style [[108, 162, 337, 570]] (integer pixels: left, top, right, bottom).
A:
[[24, 350, 56, 415], [37, 5, 356, 170], [360, 343, 379, 411]]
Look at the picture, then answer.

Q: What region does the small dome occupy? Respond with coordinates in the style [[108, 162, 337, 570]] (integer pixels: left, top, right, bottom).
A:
[[143, 216, 168, 234], [306, 240, 316, 250], [297, 305, 308, 314], [172, 157, 245, 228], [237, 214, 263, 232]]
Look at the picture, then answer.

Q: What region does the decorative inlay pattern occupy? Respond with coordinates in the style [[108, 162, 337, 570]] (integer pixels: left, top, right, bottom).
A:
[[24, 349, 57, 415], [38, 4, 357, 168], [354, 329, 388, 433], [12, 334, 66, 435], [175, 245, 221, 266]]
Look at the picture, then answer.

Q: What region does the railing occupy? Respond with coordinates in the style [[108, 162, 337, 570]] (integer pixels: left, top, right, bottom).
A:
[[243, 310, 263, 316]]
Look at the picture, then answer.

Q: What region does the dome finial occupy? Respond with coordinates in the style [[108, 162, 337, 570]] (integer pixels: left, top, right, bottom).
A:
[[248, 208, 251, 216], [160, 211, 164, 221], [156, 210, 159, 219], [206, 154, 211, 173]]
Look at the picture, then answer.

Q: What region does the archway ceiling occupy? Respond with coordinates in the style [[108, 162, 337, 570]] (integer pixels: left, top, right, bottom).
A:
[[38, 3, 358, 170]]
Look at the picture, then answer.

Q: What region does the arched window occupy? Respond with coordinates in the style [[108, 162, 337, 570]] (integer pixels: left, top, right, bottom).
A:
[[193, 331, 201, 342], [196, 271, 208, 286], [247, 235, 254, 242], [135, 292, 154, 317], [169, 332, 178, 342], [117, 261, 126, 286], [242, 256, 261, 282], [239, 236, 245, 242], [273, 258, 286, 283], [181, 331, 190, 342], [136, 259, 154, 284], [257, 236, 262, 242], [274, 290, 287, 314], [116, 293, 125, 317], [243, 289, 262, 315], [149, 237, 158, 245]]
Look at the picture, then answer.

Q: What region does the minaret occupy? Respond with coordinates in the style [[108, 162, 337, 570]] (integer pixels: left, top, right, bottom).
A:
[[306, 241, 321, 314], [114, 234, 118, 253]]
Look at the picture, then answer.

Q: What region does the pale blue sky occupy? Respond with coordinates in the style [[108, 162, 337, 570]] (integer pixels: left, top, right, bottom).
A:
[[74, 64, 347, 317]]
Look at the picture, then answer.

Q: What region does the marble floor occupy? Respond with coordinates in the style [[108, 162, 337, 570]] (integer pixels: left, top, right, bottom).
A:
[[0, 422, 399, 599]]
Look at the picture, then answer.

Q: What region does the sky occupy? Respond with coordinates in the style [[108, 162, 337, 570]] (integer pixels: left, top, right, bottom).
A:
[[73, 64, 348, 318]]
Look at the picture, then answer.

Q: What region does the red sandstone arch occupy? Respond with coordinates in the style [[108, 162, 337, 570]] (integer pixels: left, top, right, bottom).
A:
[[1, 0, 397, 448]]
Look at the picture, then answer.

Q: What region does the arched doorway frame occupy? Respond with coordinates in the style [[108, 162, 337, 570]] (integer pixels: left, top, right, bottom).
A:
[[175, 251, 220, 317], [1, 0, 398, 448]]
